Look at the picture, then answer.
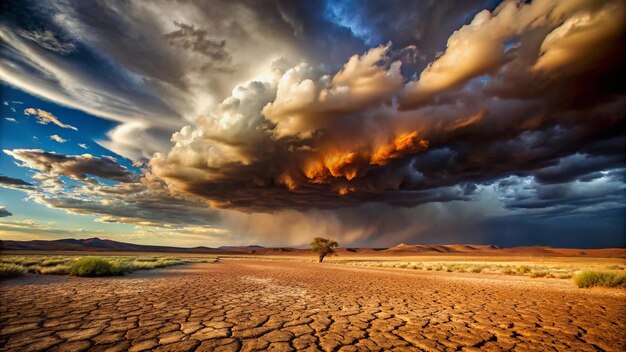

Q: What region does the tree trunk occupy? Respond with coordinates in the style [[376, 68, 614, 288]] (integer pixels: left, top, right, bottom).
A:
[[319, 253, 325, 263]]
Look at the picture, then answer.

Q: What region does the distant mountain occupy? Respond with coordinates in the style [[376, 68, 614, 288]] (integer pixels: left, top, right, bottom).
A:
[[1, 238, 624, 257], [0, 237, 265, 254]]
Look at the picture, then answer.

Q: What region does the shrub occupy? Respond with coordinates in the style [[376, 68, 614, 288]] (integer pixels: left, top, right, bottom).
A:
[[530, 271, 547, 278], [517, 265, 531, 274], [573, 270, 626, 288], [0, 263, 26, 278], [471, 267, 483, 273], [502, 268, 515, 275], [69, 257, 125, 277]]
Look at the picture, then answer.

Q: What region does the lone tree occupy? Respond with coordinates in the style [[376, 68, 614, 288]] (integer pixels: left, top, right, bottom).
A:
[[310, 237, 339, 263]]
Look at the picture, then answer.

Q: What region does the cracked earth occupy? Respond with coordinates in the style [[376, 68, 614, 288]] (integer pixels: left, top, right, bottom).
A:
[[1, 260, 625, 351]]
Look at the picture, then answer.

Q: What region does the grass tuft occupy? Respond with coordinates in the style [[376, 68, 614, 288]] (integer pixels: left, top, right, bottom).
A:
[[39, 265, 71, 275], [69, 257, 125, 277], [573, 270, 626, 288], [0, 263, 27, 278]]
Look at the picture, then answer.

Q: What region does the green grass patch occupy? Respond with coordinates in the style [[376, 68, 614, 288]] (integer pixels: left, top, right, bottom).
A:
[[573, 270, 626, 288], [69, 257, 126, 277]]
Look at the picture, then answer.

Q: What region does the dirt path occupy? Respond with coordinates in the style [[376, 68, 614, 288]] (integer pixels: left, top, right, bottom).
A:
[[1, 260, 625, 351]]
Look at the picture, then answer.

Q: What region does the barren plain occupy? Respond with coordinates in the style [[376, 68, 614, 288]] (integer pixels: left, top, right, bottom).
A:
[[1, 258, 625, 352]]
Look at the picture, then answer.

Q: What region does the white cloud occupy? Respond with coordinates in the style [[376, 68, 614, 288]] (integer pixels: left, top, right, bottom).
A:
[[24, 108, 77, 130], [50, 134, 67, 143]]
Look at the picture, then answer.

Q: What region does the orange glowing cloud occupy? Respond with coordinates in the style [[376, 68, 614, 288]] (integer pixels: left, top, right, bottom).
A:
[[302, 159, 326, 184], [277, 173, 297, 190], [337, 185, 355, 195], [296, 131, 428, 189], [446, 109, 485, 132], [371, 131, 429, 165], [324, 151, 359, 180], [301, 151, 360, 183]]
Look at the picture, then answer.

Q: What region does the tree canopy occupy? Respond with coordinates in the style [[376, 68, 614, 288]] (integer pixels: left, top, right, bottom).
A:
[[310, 237, 339, 262]]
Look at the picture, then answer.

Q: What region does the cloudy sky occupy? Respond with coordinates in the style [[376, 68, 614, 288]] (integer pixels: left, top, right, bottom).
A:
[[1, 0, 624, 248]]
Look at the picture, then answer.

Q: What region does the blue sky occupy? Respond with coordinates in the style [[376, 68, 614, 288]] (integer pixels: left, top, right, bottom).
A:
[[0, 0, 624, 248], [1, 84, 139, 240]]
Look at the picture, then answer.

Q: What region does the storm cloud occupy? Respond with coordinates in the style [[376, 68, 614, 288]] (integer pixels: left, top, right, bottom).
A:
[[0, 174, 34, 189], [0, 206, 12, 217], [1, 0, 624, 247], [150, 0, 625, 213]]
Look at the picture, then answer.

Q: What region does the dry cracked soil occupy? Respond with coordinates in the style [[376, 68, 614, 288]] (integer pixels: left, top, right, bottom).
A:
[[1, 259, 625, 351]]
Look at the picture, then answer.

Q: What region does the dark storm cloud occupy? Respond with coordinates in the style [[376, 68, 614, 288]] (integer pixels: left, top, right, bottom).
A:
[[148, 0, 625, 214], [0, 206, 12, 217], [533, 154, 625, 184], [4, 149, 136, 183], [0, 174, 33, 189]]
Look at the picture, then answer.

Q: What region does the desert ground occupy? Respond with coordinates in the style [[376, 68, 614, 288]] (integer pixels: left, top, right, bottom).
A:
[[1, 256, 625, 352]]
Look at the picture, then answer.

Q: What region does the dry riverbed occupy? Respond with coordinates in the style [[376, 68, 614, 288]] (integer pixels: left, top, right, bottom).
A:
[[1, 259, 625, 351]]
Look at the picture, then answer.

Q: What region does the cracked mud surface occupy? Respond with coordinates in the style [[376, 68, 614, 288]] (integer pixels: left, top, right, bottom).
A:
[[1, 260, 625, 351]]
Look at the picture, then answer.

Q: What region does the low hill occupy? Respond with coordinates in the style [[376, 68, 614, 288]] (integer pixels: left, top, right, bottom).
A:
[[1, 238, 624, 257], [384, 243, 625, 257]]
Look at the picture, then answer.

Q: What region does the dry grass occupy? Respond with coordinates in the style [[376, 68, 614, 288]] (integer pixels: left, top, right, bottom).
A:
[[39, 264, 71, 275], [317, 257, 626, 285], [573, 270, 626, 288], [0, 255, 217, 278], [0, 263, 27, 278]]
